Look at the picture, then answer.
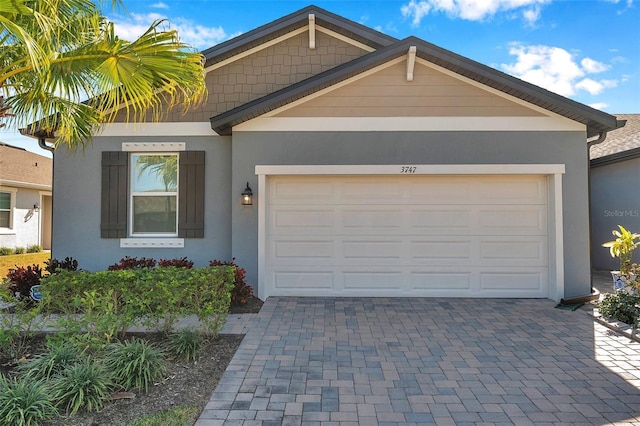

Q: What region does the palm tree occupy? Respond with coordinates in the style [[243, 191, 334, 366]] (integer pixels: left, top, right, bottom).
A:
[[0, 0, 206, 151]]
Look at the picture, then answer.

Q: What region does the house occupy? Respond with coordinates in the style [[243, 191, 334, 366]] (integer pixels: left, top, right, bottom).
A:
[[590, 114, 640, 272], [35, 5, 624, 301], [0, 143, 52, 251]]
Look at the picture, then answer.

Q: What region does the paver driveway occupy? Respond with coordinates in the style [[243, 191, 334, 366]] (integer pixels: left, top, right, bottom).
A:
[[197, 297, 640, 425]]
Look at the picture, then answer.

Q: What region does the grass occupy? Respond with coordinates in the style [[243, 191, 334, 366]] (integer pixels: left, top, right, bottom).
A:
[[126, 406, 199, 426], [0, 252, 50, 278]]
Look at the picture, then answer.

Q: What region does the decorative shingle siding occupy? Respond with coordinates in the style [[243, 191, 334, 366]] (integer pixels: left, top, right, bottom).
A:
[[114, 31, 367, 123]]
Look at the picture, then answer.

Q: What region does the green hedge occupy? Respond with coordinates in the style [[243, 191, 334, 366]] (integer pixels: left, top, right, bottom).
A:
[[41, 266, 235, 339]]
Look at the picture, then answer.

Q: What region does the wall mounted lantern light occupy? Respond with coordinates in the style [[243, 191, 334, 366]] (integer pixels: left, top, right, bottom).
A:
[[241, 182, 253, 206]]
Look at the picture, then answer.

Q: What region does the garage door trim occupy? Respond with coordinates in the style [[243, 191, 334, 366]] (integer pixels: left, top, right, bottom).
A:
[[256, 164, 565, 301]]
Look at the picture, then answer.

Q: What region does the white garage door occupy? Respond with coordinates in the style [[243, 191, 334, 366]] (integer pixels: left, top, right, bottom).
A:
[[265, 174, 549, 298]]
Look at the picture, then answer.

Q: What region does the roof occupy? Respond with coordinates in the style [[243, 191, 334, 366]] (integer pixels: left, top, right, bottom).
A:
[[0, 143, 52, 188], [590, 114, 640, 166], [201, 5, 397, 67], [210, 35, 623, 137]]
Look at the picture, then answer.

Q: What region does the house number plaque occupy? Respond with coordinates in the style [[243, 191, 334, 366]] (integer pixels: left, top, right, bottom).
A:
[[400, 166, 417, 174]]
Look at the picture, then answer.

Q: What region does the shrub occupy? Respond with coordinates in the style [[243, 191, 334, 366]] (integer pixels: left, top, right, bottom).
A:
[[0, 247, 13, 256], [42, 266, 235, 337], [26, 245, 42, 253], [158, 257, 194, 268], [210, 258, 253, 305], [6, 264, 44, 300], [104, 338, 167, 392], [166, 328, 203, 362], [44, 257, 79, 274], [19, 341, 86, 381], [50, 358, 112, 415], [108, 256, 156, 270], [0, 292, 43, 360], [0, 374, 58, 426], [596, 292, 640, 327], [14, 247, 25, 255]]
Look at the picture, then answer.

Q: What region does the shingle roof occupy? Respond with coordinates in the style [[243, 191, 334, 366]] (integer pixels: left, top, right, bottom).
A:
[[590, 114, 640, 164], [0, 143, 52, 188], [210, 36, 623, 137]]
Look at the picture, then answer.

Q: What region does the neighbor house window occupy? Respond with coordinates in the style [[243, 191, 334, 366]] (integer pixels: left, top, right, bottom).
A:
[[130, 153, 178, 236], [0, 191, 12, 228]]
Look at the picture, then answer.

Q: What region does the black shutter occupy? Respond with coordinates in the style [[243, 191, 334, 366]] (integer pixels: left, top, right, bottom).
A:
[[178, 151, 205, 238], [101, 151, 128, 238]]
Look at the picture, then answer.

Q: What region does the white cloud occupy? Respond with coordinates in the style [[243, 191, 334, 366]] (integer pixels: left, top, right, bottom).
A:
[[110, 12, 228, 50], [151, 2, 169, 9], [401, 0, 550, 25], [575, 78, 617, 95], [588, 102, 609, 110], [501, 44, 618, 97], [581, 57, 609, 74]]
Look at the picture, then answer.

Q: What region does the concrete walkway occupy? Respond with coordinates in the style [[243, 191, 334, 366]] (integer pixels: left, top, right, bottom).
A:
[[197, 293, 640, 425]]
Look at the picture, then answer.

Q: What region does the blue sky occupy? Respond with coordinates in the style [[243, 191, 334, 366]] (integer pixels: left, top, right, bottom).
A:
[[2, 0, 638, 154]]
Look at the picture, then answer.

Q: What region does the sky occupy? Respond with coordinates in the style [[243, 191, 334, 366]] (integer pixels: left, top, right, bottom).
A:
[[2, 0, 639, 155]]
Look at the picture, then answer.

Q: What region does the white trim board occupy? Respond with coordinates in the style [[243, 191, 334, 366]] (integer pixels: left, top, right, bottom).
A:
[[255, 164, 565, 301], [236, 116, 584, 132], [97, 122, 216, 137]]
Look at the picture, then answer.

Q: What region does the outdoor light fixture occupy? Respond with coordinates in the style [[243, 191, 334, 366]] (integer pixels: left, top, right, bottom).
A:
[[241, 182, 253, 206]]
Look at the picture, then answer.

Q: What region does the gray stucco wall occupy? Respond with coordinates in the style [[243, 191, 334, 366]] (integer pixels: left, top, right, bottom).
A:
[[52, 135, 232, 271], [231, 130, 591, 299], [590, 158, 640, 272]]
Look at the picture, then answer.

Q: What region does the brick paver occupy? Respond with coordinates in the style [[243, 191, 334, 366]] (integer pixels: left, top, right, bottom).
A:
[[197, 295, 640, 425]]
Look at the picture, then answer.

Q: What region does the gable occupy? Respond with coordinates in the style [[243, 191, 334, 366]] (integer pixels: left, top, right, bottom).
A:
[[273, 60, 544, 118]]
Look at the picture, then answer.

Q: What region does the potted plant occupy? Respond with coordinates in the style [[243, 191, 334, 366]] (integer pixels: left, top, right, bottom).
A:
[[602, 225, 640, 292]]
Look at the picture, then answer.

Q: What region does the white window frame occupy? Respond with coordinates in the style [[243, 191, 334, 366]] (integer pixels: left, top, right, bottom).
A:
[[128, 152, 179, 238], [0, 187, 17, 231]]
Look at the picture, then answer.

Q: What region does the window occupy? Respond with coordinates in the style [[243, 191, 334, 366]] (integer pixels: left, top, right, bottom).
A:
[[101, 148, 205, 243], [130, 153, 178, 235], [0, 191, 10, 228]]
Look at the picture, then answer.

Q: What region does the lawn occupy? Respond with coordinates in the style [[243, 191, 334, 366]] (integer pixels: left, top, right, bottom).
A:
[[0, 252, 50, 278]]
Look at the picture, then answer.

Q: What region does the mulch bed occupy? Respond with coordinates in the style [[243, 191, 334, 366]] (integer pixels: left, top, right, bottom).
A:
[[0, 296, 264, 426]]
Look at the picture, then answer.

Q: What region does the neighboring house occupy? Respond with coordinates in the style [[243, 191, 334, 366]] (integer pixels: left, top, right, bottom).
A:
[[29, 5, 623, 301], [0, 143, 52, 251], [590, 114, 640, 272]]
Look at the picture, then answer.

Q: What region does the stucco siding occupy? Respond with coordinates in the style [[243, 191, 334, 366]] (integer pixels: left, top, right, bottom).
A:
[[53, 135, 232, 271], [0, 187, 42, 249], [590, 158, 640, 271], [231, 130, 590, 299], [275, 61, 544, 118]]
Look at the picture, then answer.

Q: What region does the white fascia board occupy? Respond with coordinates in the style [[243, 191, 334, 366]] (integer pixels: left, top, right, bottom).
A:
[[96, 122, 215, 137], [255, 164, 566, 176], [235, 116, 585, 132], [0, 181, 51, 191]]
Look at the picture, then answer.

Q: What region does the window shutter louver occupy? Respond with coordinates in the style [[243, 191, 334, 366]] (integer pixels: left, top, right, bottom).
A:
[[178, 151, 205, 238], [101, 152, 128, 238]]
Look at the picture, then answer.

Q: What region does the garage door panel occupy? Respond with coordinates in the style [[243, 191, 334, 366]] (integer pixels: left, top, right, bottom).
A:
[[478, 206, 546, 233], [342, 181, 405, 201], [343, 272, 404, 289], [343, 208, 403, 229], [410, 272, 472, 290], [273, 240, 334, 260], [273, 271, 334, 289], [475, 177, 546, 203], [273, 209, 334, 229], [410, 209, 471, 229], [272, 181, 335, 202], [410, 241, 472, 260], [343, 240, 403, 260], [480, 271, 546, 293], [480, 239, 546, 264]]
